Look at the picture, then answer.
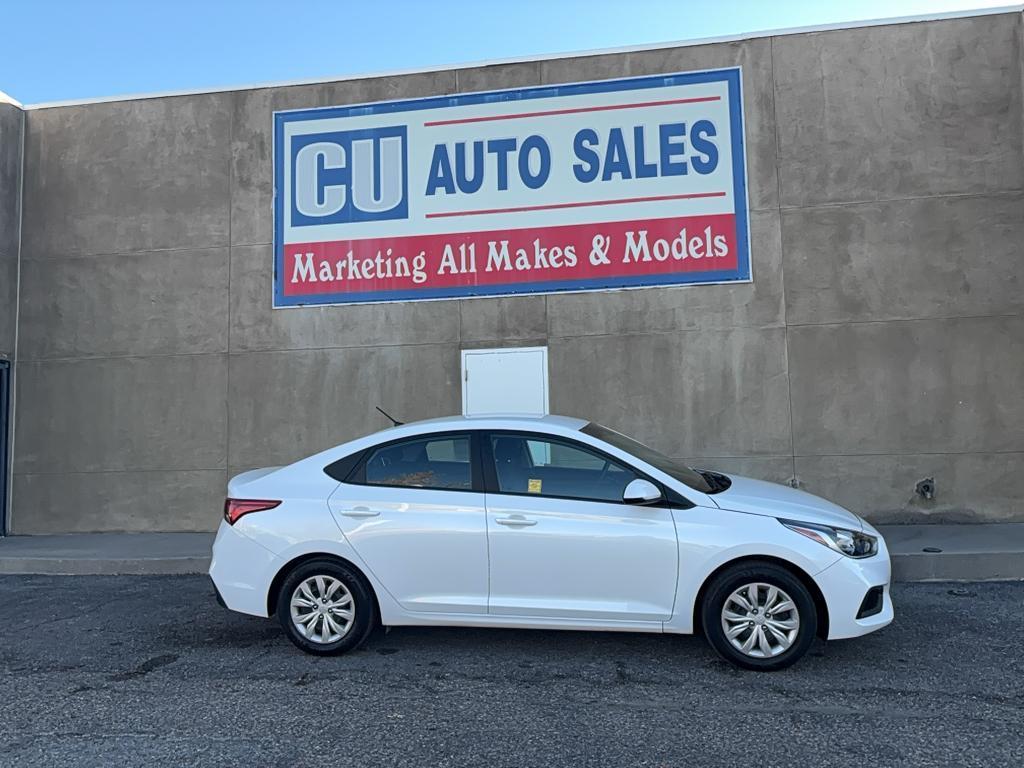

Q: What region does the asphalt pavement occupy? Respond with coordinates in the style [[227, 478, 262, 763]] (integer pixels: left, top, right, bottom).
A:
[[0, 576, 1021, 767]]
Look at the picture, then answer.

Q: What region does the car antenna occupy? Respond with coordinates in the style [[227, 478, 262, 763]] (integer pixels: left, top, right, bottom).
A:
[[375, 406, 404, 427]]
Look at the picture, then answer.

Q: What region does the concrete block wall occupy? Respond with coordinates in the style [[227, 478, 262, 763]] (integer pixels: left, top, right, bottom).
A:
[[8, 10, 1024, 532], [775, 12, 1024, 522]]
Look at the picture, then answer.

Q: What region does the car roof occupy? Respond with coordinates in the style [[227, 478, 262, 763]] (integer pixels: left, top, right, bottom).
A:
[[387, 413, 589, 433], [287, 413, 593, 473], [405, 415, 589, 434]]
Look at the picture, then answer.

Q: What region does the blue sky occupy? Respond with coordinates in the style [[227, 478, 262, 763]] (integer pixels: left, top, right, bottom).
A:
[[0, 0, 1010, 104]]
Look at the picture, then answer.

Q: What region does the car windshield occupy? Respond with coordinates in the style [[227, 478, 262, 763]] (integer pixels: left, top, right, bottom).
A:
[[581, 422, 714, 494]]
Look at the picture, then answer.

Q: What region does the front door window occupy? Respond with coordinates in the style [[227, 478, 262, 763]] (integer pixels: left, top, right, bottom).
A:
[[490, 434, 638, 502]]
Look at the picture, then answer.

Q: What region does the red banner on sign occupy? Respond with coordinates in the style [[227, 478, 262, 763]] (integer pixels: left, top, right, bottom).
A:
[[283, 213, 737, 297]]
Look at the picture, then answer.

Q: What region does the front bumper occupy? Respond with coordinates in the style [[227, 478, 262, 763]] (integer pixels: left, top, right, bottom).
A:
[[815, 538, 894, 640]]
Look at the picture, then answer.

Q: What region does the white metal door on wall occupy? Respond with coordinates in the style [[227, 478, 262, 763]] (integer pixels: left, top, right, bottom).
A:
[[461, 347, 549, 417]]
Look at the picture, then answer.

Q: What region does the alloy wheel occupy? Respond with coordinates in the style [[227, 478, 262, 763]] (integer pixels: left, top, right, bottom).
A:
[[289, 575, 355, 644], [720, 582, 800, 658]]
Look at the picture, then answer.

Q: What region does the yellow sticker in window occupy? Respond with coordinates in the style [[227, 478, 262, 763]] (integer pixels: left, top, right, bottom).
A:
[[527, 478, 542, 494]]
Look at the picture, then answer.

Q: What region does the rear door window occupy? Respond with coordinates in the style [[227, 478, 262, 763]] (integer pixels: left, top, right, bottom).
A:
[[362, 435, 472, 490]]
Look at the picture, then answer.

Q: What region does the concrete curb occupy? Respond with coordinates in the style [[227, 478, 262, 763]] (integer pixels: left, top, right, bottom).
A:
[[0, 533, 215, 576], [879, 524, 1024, 582], [0, 556, 211, 576], [890, 552, 1024, 582]]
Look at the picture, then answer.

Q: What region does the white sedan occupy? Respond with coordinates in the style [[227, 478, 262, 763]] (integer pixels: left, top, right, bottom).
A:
[[210, 415, 893, 670]]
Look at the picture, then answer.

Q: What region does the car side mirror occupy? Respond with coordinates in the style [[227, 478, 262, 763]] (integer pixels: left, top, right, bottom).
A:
[[623, 478, 662, 505]]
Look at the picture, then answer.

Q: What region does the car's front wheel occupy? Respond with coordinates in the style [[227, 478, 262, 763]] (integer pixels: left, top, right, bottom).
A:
[[701, 561, 817, 671], [276, 559, 375, 655]]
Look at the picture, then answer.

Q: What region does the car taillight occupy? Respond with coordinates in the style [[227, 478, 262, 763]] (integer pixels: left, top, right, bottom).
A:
[[224, 498, 281, 525]]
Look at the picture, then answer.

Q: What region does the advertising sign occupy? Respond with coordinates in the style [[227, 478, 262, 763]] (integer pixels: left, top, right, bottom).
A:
[[273, 68, 749, 307]]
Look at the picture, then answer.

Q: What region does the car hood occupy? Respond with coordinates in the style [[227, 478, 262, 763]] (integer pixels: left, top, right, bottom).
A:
[[708, 474, 863, 530]]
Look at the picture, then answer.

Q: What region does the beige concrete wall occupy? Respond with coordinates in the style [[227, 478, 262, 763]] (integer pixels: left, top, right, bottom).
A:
[[10, 11, 1024, 532], [774, 13, 1023, 522]]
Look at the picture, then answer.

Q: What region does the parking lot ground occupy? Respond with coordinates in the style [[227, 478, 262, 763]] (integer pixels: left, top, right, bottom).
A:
[[0, 576, 1022, 768]]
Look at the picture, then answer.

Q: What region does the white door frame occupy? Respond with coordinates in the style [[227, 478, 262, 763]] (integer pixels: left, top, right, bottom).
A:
[[461, 346, 549, 417]]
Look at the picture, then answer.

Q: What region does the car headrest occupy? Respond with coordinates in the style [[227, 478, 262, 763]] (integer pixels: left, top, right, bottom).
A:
[[493, 437, 527, 467]]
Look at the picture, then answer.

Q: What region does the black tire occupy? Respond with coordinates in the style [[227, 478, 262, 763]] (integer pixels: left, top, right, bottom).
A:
[[276, 558, 376, 656], [700, 561, 817, 671]]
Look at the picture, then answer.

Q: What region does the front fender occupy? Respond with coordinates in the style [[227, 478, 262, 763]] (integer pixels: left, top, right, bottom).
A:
[[664, 506, 841, 633]]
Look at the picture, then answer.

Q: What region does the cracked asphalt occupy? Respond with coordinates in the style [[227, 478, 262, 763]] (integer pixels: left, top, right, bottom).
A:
[[0, 576, 1022, 767]]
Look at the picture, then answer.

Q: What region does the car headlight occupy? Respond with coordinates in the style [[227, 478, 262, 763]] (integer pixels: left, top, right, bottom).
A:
[[779, 519, 878, 558]]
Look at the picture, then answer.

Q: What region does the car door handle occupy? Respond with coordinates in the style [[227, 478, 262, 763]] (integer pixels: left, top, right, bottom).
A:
[[339, 506, 380, 518], [495, 515, 537, 527]]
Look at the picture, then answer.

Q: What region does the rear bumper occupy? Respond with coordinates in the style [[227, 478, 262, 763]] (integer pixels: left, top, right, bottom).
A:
[[816, 540, 894, 640], [208, 521, 281, 618]]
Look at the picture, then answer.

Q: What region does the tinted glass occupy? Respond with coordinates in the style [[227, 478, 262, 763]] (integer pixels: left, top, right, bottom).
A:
[[490, 434, 638, 502], [581, 422, 713, 494], [364, 436, 471, 490]]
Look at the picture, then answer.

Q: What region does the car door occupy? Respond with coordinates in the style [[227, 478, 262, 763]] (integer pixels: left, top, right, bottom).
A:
[[328, 431, 489, 614], [483, 432, 678, 622]]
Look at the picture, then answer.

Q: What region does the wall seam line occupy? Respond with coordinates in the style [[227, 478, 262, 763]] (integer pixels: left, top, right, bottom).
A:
[[226, 93, 234, 486], [785, 313, 1023, 329], [16, 339, 464, 364], [778, 188, 1024, 212], [18, 350, 236, 364], [14, 307, 1022, 367], [13, 448, 1024, 478], [791, 450, 1024, 458], [14, 468, 230, 477], [769, 34, 798, 486], [19, 242, 232, 262]]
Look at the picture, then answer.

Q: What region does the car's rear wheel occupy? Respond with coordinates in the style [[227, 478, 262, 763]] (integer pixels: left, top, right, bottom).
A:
[[276, 559, 375, 655], [701, 561, 817, 671]]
